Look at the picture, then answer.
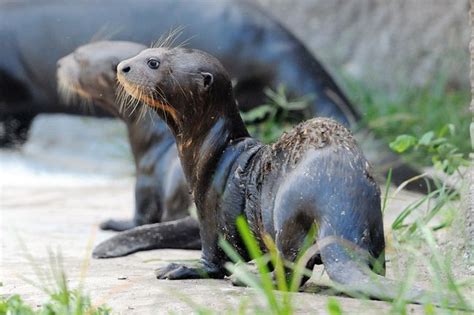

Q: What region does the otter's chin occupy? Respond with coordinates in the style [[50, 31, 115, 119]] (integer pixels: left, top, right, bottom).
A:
[[117, 74, 144, 101], [117, 75, 179, 124], [57, 74, 91, 103]]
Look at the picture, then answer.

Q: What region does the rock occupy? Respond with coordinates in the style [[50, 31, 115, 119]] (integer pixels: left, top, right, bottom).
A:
[[257, 0, 469, 93]]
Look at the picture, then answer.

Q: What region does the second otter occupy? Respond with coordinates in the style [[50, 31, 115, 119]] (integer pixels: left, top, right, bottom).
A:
[[57, 41, 201, 257]]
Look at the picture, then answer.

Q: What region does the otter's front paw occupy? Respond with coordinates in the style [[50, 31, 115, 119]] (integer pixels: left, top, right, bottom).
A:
[[155, 263, 208, 279]]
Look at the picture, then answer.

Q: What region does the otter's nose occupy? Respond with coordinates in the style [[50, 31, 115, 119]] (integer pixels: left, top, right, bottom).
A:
[[117, 62, 131, 74]]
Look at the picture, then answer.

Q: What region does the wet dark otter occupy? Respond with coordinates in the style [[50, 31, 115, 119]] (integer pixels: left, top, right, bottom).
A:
[[115, 47, 469, 308], [116, 47, 384, 282], [57, 41, 201, 257]]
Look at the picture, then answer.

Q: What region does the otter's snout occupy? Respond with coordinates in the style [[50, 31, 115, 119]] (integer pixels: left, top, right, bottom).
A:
[[56, 56, 72, 81], [117, 61, 131, 74]]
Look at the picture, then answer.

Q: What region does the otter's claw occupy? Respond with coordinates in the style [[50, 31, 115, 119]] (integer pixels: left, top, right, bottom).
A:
[[155, 263, 206, 279]]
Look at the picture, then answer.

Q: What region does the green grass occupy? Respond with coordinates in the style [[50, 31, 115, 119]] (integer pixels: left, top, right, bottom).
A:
[[218, 217, 298, 315], [241, 84, 313, 144], [0, 248, 111, 315], [389, 124, 470, 174], [386, 123, 469, 240], [0, 293, 110, 315], [343, 77, 471, 165]]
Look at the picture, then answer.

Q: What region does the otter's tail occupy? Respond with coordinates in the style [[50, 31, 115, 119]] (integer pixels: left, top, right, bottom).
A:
[[93, 216, 201, 258], [319, 242, 472, 311]]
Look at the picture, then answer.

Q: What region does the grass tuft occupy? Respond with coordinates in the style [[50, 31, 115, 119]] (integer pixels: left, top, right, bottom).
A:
[[343, 76, 470, 166], [241, 84, 313, 144], [0, 245, 111, 315]]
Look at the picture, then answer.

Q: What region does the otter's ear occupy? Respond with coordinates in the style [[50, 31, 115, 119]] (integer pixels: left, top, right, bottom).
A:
[[200, 72, 214, 91]]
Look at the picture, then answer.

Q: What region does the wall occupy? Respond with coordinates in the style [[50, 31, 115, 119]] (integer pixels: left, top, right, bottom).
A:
[[257, 0, 469, 93]]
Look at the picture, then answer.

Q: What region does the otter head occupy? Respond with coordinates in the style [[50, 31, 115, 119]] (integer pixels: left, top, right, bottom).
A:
[[57, 40, 146, 114], [116, 47, 236, 135]]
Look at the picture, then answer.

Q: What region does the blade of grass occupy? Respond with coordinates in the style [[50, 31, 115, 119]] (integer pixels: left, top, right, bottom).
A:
[[235, 216, 280, 314], [382, 168, 392, 215]]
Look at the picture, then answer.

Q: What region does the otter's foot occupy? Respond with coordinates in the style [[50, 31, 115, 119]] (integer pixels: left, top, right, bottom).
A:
[[155, 262, 224, 280], [99, 219, 137, 231], [229, 268, 286, 288], [228, 261, 261, 287], [92, 236, 138, 259], [300, 281, 335, 294], [155, 263, 205, 279]]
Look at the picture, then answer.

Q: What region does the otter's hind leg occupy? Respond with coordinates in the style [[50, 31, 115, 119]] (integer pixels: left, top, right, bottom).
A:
[[274, 209, 319, 287]]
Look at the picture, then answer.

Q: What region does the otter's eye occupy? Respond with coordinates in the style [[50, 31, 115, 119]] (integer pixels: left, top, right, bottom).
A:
[[147, 58, 160, 69]]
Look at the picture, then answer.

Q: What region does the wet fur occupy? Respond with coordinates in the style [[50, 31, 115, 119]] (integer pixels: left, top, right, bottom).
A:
[[116, 48, 469, 309]]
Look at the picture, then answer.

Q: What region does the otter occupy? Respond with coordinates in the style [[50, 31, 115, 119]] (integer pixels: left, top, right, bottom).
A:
[[116, 47, 384, 283], [57, 41, 201, 257], [115, 47, 469, 308]]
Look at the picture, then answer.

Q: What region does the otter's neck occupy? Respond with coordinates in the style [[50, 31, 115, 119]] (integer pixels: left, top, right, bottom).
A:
[[174, 108, 250, 200]]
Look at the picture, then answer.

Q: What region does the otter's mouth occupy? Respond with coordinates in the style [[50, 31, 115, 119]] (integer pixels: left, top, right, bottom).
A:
[[57, 68, 91, 104], [117, 74, 179, 123]]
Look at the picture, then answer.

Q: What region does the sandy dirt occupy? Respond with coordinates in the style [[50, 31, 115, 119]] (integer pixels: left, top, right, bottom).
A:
[[0, 115, 468, 314]]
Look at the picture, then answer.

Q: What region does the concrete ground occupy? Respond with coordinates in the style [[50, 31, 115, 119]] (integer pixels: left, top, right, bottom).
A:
[[0, 115, 466, 314]]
